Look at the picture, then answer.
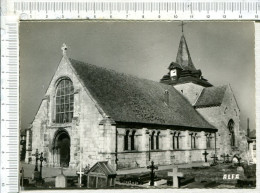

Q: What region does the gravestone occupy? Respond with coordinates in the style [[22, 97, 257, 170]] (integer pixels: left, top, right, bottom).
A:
[[55, 167, 67, 188], [232, 157, 238, 164], [168, 166, 184, 188]]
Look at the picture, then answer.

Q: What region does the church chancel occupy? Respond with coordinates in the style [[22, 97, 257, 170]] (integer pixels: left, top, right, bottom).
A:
[[25, 28, 248, 170]]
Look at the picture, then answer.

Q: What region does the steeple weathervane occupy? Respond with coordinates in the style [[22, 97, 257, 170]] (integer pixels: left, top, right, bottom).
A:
[[61, 43, 68, 56]]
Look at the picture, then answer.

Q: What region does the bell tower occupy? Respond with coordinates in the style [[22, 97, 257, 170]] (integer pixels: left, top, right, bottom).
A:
[[160, 22, 212, 104]]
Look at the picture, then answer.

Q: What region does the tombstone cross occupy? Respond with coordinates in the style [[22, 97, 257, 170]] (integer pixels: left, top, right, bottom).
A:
[[168, 166, 184, 188], [20, 167, 24, 187], [226, 154, 231, 163], [237, 156, 242, 166], [147, 161, 158, 186], [202, 150, 209, 162], [39, 152, 47, 180], [221, 154, 226, 163], [211, 154, 218, 166], [76, 169, 84, 187], [32, 149, 39, 171]]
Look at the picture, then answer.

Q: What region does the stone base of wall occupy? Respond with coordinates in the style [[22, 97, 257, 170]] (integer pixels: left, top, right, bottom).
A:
[[117, 149, 216, 169]]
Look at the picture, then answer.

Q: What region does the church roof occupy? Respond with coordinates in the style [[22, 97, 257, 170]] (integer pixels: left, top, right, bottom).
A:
[[168, 62, 182, 70], [194, 86, 227, 108], [86, 161, 117, 176], [176, 34, 196, 71], [69, 58, 215, 130]]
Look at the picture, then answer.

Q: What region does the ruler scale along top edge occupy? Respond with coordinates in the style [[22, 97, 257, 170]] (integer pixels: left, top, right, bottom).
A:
[[8, 1, 260, 20]]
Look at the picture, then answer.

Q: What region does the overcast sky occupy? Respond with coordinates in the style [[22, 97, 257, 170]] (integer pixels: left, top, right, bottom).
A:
[[20, 21, 255, 132]]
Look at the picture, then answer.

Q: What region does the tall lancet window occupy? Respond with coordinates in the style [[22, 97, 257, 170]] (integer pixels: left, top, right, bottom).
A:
[[156, 132, 160, 149], [228, 119, 235, 146], [131, 131, 136, 150], [124, 130, 130, 150], [151, 131, 155, 150], [55, 78, 74, 123], [173, 132, 180, 149]]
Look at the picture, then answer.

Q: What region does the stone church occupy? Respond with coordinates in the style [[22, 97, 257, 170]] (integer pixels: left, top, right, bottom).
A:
[[25, 32, 248, 170]]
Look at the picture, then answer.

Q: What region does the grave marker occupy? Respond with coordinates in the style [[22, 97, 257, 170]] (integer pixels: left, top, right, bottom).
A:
[[32, 149, 39, 171], [39, 152, 47, 181], [210, 154, 218, 166], [226, 154, 231, 163], [147, 161, 158, 186], [55, 166, 67, 188], [202, 150, 209, 162], [221, 154, 226, 163], [168, 166, 184, 188]]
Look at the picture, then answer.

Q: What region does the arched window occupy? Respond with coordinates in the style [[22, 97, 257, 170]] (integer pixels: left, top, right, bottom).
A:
[[190, 133, 197, 149], [55, 78, 74, 123], [151, 131, 155, 150], [124, 130, 130, 151], [131, 131, 136, 150], [156, 132, 160, 149], [228, 119, 235, 146], [173, 133, 175, 149], [173, 132, 180, 149]]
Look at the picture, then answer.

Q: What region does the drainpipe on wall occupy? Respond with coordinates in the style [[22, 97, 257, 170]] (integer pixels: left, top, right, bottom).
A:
[[215, 132, 217, 156], [115, 127, 118, 171]]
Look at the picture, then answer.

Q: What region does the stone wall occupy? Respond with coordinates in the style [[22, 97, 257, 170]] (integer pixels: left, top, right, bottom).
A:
[[28, 55, 116, 169], [196, 85, 248, 159], [174, 82, 204, 105], [116, 127, 216, 169]]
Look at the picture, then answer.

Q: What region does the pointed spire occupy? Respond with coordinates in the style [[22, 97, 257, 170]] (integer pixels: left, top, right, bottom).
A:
[[175, 34, 196, 71], [61, 43, 68, 56]]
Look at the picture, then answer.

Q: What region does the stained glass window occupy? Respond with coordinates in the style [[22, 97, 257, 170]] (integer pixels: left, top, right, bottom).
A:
[[55, 79, 74, 123]]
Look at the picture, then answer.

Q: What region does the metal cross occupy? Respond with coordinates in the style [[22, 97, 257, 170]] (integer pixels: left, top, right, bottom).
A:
[[202, 150, 209, 162], [32, 149, 39, 171], [221, 154, 227, 163], [39, 152, 47, 180], [226, 154, 231, 163], [237, 156, 242, 166], [211, 154, 218, 166], [179, 21, 186, 33], [147, 161, 158, 186]]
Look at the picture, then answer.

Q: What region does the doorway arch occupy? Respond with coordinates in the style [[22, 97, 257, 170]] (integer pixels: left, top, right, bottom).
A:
[[53, 129, 70, 167]]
